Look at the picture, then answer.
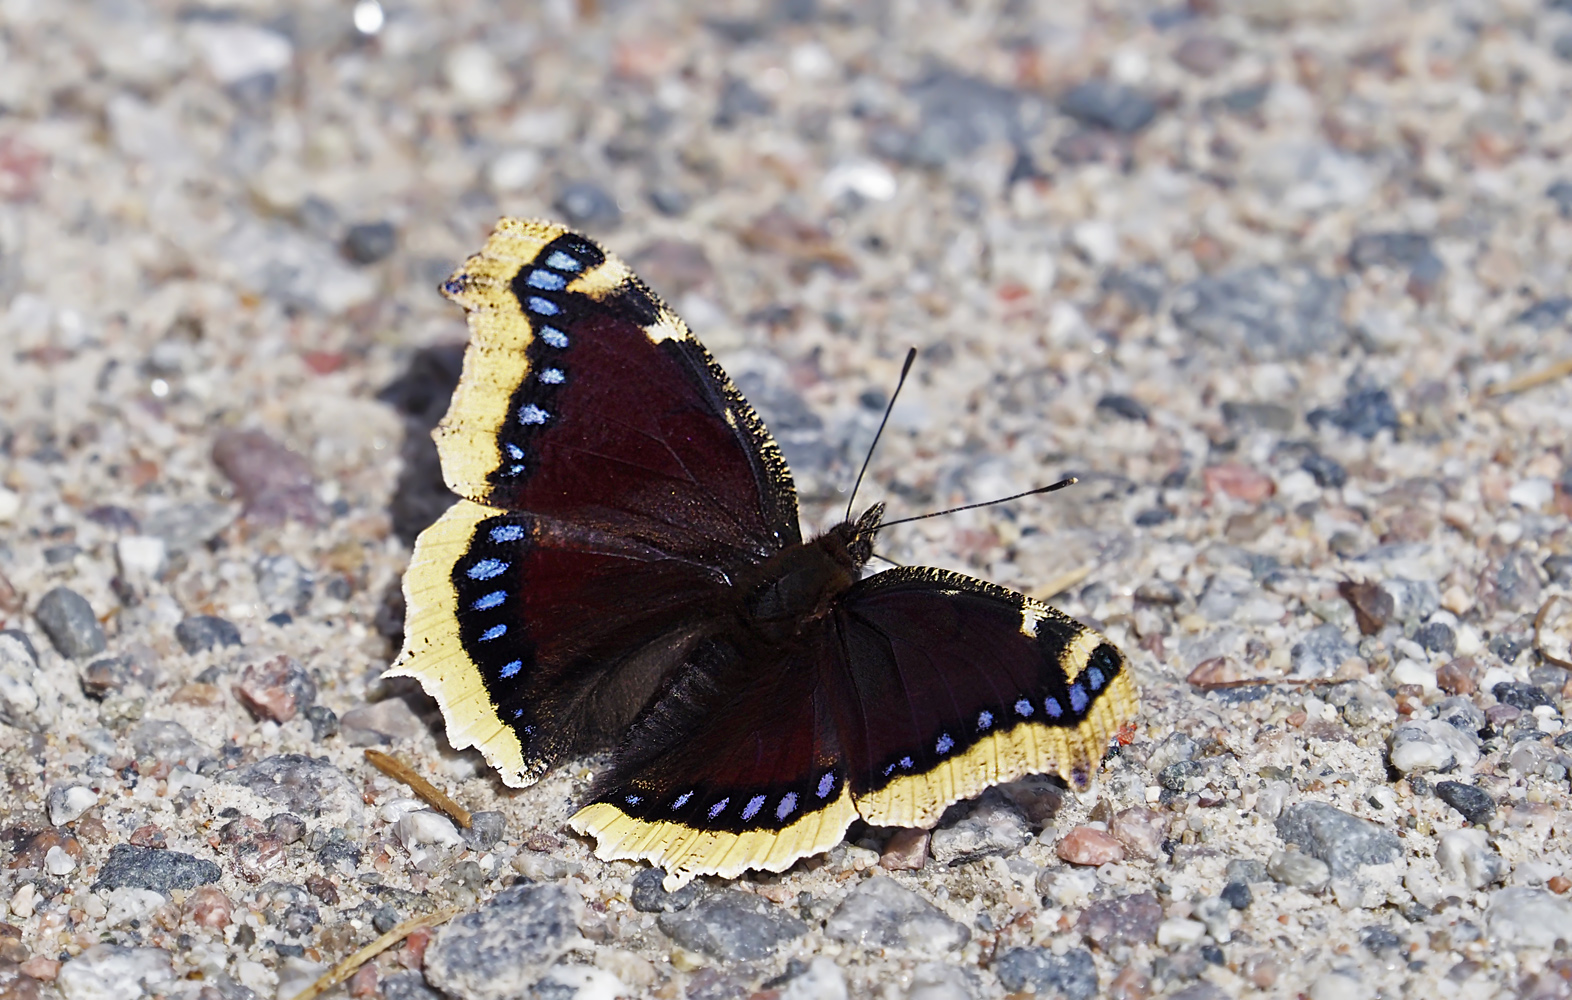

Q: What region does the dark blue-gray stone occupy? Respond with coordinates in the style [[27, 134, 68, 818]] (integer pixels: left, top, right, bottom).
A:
[[1220, 881, 1252, 909], [1309, 385, 1399, 440], [425, 884, 578, 999], [1274, 801, 1401, 878], [1549, 180, 1572, 218], [1290, 623, 1357, 678], [1415, 621, 1456, 655], [94, 844, 220, 893], [993, 947, 1098, 1000], [554, 182, 621, 228], [305, 704, 339, 741], [1348, 231, 1434, 271], [175, 615, 242, 654], [342, 221, 396, 264], [1434, 781, 1495, 825], [715, 77, 772, 126], [630, 867, 700, 913], [1096, 394, 1148, 421], [1060, 79, 1158, 133], [1517, 297, 1571, 330], [1301, 450, 1347, 488], [463, 811, 505, 852], [1103, 264, 1166, 314], [903, 70, 1035, 166], [35, 587, 106, 659], [1493, 681, 1553, 712], [657, 889, 808, 961], [1171, 266, 1346, 361], [383, 972, 445, 1000]]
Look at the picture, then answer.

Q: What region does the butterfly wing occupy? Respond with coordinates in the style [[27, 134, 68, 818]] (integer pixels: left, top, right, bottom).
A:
[[390, 220, 799, 786], [569, 623, 857, 888], [834, 567, 1137, 828]]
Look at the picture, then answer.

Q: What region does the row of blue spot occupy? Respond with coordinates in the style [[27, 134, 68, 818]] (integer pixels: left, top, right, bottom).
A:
[[498, 248, 585, 478], [623, 770, 839, 826]]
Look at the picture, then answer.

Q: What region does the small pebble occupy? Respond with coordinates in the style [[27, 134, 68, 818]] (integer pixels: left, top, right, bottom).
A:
[[929, 799, 1028, 862], [1174, 35, 1238, 76], [1494, 681, 1553, 712], [1438, 830, 1507, 890], [305, 704, 339, 740], [1076, 892, 1162, 947], [878, 828, 929, 871], [1220, 881, 1253, 909], [1309, 384, 1399, 440], [1203, 464, 1276, 503], [183, 886, 233, 929], [1337, 580, 1392, 635], [1434, 781, 1495, 825], [34, 587, 106, 660], [1057, 826, 1126, 866], [47, 784, 98, 826], [237, 655, 317, 722], [1301, 451, 1348, 488], [1268, 849, 1331, 889], [1275, 802, 1400, 878], [630, 867, 700, 913], [1414, 621, 1456, 655], [1060, 79, 1158, 133], [45, 844, 77, 875], [1291, 624, 1358, 678], [1095, 394, 1148, 421], [1156, 917, 1207, 948], [174, 615, 242, 654], [0, 631, 46, 731], [211, 428, 325, 525], [56, 944, 175, 1000], [93, 844, 222, 893], [824, 876, 969, 953], [554, 181, 622, 228], [993, 947, 1099, 1000], [1437, 657, 1480, 695], [342, 221, 397, 264], [658, 889, 809, 961]]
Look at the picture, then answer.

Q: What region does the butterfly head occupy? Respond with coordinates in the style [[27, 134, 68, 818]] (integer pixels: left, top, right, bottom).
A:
[[846, 502, 885, 569]]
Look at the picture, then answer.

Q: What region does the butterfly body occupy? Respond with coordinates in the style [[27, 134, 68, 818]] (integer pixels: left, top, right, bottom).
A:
[[389, 219, 1138, 888]]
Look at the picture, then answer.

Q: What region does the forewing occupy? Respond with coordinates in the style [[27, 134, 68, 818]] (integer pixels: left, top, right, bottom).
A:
[[833, 568, 1137, 828], [433, 219, 799, 563]]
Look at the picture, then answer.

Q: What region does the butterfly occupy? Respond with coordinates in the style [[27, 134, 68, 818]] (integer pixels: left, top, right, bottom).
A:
[[389, 219, 1137, 889]]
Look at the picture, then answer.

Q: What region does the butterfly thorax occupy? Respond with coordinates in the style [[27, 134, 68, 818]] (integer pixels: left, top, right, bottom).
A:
[[734, 504, 884, 643]]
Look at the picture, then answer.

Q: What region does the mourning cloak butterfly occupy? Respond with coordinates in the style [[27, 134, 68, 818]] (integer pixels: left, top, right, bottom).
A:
[[389, 219, 1138, 888]]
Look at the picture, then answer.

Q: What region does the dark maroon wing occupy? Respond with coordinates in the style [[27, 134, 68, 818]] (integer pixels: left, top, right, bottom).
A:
[[393, 221, 800, 786], [830, 568, 1138, 828], [434, 221, 799, 564], [567, 622, 860, 885]]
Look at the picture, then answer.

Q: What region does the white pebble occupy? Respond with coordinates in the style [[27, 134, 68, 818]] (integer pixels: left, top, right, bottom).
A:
[[0, 487, 20, 523], [45, 845, 77, 876], [1156, 917, 1207, 947], [394, 810, 463, 851], [1509, 477, 1554, 510], [9, 883, 36, 918], [48, 784, 98, 826], [822, 160, 897, 203], [378, 797, 426, 824], [1437, 830, 1507, 890], [1389, 659, 1437, 689], [115, 535, 167, 578]]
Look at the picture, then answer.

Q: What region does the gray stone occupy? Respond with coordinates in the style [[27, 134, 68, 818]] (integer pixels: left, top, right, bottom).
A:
[[0, 630, 48, 730], [463, 811, 505, 852], [1414, 621, 1456, 655], [907, 963, 978, 1000], [1348, 231, 1439, 276], [128, 719, 204, 767], [1076, 891, 1162, 947], [339, 697, 428, 744], [1438, 830, 1507, 890], [305, 704, 339, 741], [1301, 451, 1348, 488], [1384, 578, 1441, 622], [1388, 719, 1480, 775], [630, 867, 700, 913], [227, 753, 361, 821], [1226, 858, 1269, 884], [80, 654, 158, 698], [902, 70, 1037, 167], [1434, 782, 1495, 825], [212, 429, 326, 525], [1308, 384, 1399, 440], [992, 947, 1098, 1000], [1275, 802, 1400, 878], [1493, 681, 1553, 712], [35, 587, 106, 659], [94, 844, 221, 893], [657, 889, 808, 961], [731, 367, 834, 483], [57, 945, 174, 1000], [554, 182, 621, 228], [825, 877, 969, 953], [141, 502, 235, 555], [175, 615, 242, 654], [1221, 400, 1294, 433], [1290, 623, 1357, 678], [342, 221, 396, 264], [1060, 79, 1157, 133], [929, 798, 1029, 863], [255, 554, 313, 615], [48, 783, 98, 825], [1435, 696, 1486, 736], [1486, 888, 1572, 948], [425, 884, 581, 1000], [1171, 266, 1346, 361], [383, 972, 446, 1000], [1267, 849, 1330, 889], [1220, 881, 1253, 909]]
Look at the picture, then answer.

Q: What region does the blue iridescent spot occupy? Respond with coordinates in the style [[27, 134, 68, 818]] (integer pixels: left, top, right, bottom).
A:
[[776, 792, 797, 820], [499, 660, 522, 678], [742, 794, 766, 821], [506, 443, 524, 459], [544, 250, 582, 272], [1044, 697, 1063, 718], [479, 624, 507, 641], [625, 794, 641, 806], [507, 464, 524, 475], [708, 797, 729, 819], [977, 710, 994, 730], [883, 763, 896, 777], [520, 723, 532, 733], [1014, 698, 1034, 717], [443, 278, 465, 295], [899, 756, 913, 769], [672, 791, 692, 809], [1087, 666, 1105, 691], [816, 772, 835, 798], [539, 368, 565, 384], [539, 326, 568, 348], [526, 270, 566, 291], [935, 733, 954, 755], [519, 404, 549, 424], [526, 296, 559, 316], [468, 559, 508, 580], [1069, 684, 1089, 713], [513, 708, 525, 718], [472, 590, 506, 610], [490, 524, 526, 543]]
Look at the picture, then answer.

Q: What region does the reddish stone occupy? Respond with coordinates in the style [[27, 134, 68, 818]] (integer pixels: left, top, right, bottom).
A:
[[18, 957, 57, 982], [1057, 826, 1126, 866], [1077, 891, 1163, 947], [523, 831, 561, 852], [306, 874, 340, 905], [235, 655, 316, 723], [1551, 876, 1571, 894], [128, 825, 166, 849], [184, 886, 233, 929], [301, 351, 346, 375], [878, 829, 929, 872], [1107, 964, 1152, 999], [348, 963, 378, 998], [8, 830, 81, 870], [1186, 657, 1243, 688], [399, 927, 432, 970], [1203, 463, 1276, 503], [1338, 580, 1393, 635], [211, 429, 325, 525]]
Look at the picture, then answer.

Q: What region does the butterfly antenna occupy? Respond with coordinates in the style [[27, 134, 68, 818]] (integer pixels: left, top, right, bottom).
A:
[[880, 477, 1079, 528], [845, 347, 918, 522]]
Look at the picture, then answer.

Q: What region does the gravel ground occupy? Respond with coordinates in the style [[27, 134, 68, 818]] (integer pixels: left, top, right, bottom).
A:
[[2, 0, 1572, 998]]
